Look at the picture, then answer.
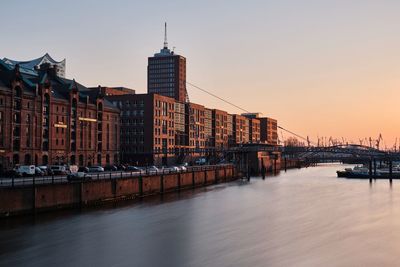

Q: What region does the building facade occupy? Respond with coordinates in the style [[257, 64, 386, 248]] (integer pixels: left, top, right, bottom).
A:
[[260, 117, 278, 145], [0, 61, 120, 172], [242, 113, 261, 144], [212, 109, 229, 150], [174, 101, 186, 144], [107, 93, 176, 166], [233, 115, 250, 145], [186, 103, 205, 154], [204, 108, 213, 150], [147, 25, 187, 102], [227, 114, 234, 147], [249, 118, 261, 143]]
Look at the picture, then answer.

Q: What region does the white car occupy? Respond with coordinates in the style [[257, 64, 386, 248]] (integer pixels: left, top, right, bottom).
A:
[[147, 166, 159, 173], [170, 166, 180, 172], [50, 165, 68, 175], [14, 165, 36, 176], [178, 166, 187, 172]]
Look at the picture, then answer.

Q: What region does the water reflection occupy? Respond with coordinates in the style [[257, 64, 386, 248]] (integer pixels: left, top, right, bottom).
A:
[[1, 164, 400, 267]]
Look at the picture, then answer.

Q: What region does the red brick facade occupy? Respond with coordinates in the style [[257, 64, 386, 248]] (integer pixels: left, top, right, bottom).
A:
[[107, 93, 175, 166], [212, 109, 229, 150], [249, 118, 261, 143], [0, 63, 120, 172], [260, 117, 278, 145], [233, 115, 250, 144]]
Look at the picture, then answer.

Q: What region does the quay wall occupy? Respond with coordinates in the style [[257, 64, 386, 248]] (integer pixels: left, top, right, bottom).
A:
[[0, 165, 237, 217]]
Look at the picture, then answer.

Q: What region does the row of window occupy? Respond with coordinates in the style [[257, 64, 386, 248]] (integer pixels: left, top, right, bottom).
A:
[[121, 119, 144, 125], [148, 63, 175, 69], [148, 69, 175, 75], [150, 58, 175, 63], [154, 138, 174, 146], [121, 110, 144, 116], [148, 83, 175, 89]]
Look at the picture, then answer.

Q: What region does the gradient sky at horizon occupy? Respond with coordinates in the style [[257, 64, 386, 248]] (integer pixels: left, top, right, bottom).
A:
[[2, 0, 400, 146]]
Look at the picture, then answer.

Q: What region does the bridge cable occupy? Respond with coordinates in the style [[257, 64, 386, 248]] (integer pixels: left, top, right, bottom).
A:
[[186, 81, 315, 145]]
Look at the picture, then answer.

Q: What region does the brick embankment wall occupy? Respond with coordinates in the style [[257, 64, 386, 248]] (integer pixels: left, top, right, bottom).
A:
[[0, 165, 237, 217]]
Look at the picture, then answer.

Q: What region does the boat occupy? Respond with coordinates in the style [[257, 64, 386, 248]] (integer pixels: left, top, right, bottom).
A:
[[337, 165, 400, 179], [336, 166, 372, 179]]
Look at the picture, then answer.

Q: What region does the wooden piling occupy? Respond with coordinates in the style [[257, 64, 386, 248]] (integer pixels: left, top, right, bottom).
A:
[[369, 159, 373, 183], [284, 157, 287, 172]]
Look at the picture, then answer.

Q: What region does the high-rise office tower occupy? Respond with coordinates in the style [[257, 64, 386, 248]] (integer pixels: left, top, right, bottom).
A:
[[147, 23, 187, 102]]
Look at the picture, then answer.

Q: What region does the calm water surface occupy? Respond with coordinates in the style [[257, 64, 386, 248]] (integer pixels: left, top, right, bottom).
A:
[[1, 164, 400, 267]]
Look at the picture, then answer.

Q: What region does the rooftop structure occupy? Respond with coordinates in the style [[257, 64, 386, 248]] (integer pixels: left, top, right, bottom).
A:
[[3, 53, 66, 77]]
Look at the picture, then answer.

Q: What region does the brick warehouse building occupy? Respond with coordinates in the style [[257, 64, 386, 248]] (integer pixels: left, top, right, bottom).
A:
[[106, 93, 176, 166], [259, 117, 278, 145], [0, 61, 120, 172], [186, 102, 205, 153], [233, 115, 250, 145], [212, 109, 229, 150], [241, 113, 261, 144]]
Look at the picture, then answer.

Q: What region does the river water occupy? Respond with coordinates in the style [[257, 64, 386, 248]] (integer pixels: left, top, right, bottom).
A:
[[1, 164, 400, 267]]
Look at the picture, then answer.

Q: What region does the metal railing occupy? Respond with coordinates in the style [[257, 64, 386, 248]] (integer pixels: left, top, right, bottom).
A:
[[0, 164, 234, 188]]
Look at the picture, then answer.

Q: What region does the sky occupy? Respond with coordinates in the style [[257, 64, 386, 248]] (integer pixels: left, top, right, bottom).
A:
[[2, 0, 400, 147]]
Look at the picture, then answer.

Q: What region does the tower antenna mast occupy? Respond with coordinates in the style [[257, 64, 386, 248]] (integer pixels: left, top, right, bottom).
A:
[[163, 22, 168, 49]]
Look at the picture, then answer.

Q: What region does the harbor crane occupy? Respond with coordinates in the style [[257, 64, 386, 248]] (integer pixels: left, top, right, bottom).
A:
[[376, 134, 383, 150]]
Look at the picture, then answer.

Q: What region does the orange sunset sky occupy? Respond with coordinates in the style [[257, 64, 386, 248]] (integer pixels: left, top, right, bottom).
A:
[[2, 1, 400, 146]]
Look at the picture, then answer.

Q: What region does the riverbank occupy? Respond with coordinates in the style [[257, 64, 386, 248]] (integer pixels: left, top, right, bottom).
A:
[[0, 165, 237, 218]]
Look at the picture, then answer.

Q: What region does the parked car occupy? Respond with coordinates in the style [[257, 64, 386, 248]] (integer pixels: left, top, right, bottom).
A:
[[35, 167, 44, 176], [104, 165, 118, 171], [67, 172, 92, 182], [195, 158, 207, 165], [67, 165, 79, 173], [14, 165, 36, 176], [78, 166, 89, 173], [88, 166, 104, 173], [178, 165, 187, 172], [147, 166, 159, 173], [171, 166, 181, 172], [38, 165, 52, 175], [126, 166, 141, 172], [50, 165, 68, 175]]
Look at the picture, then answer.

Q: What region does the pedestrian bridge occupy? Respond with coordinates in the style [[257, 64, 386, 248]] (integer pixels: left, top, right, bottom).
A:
[[282, 144, 400, 162]]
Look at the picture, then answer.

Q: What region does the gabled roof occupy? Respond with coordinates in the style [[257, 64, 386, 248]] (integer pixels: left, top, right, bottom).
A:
[[0, 58, 117, 111]]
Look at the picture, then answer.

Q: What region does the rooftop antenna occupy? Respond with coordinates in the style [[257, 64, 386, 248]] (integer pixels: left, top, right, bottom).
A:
[[163, 22, 168, 49]]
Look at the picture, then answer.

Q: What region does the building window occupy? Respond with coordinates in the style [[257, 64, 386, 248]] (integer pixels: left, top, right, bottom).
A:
[[14, 86, 22, 98]]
